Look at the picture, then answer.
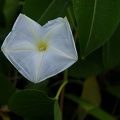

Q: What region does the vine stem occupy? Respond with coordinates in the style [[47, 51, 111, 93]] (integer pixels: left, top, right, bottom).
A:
[[59, 85, 65, 116], [54, 70, 68, 118], [54, 70, 68, 100]]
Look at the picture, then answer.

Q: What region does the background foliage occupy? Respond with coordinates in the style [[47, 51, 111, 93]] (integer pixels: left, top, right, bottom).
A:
[[0, 0, 120, 120]]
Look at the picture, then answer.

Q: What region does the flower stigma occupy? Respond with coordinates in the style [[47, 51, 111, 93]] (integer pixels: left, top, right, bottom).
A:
[[37, 41, 48, 51]]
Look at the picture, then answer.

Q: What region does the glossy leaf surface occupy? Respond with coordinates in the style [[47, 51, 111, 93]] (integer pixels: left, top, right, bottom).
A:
[[9, 89, 55, 117], [103, 23, 120, 70], [73, 0, 120, 58], [23, 0, 68, 25]]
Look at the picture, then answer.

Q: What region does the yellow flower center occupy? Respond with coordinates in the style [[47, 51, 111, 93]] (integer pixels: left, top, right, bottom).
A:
[[37, 41, 48, 51]]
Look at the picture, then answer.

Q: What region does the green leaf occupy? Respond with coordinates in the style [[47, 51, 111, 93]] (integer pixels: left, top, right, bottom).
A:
[[0, 73, 16, 106], [0, 0, 5, 27], [0, 53, 7, 73], [26, 80, 49, 92], [107, 84, 120, 98], [9, 89, 55, 118], [24, 100, 61, 120], [66, 94, 117, 120], [23, 0, 51, 22], [73, 0, 120, 58], [23, 0, 68, 25], [24, 115, 53, 120], [68, 46, 103, 78], [54, 101, 62, 120], [103, 23, 120, 70], [4, 0, 20, 27]]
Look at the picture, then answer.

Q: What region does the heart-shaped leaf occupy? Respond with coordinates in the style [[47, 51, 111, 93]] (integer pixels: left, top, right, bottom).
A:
[[23, 0, 68, 25], [9, 89, 55, 118], [69, 47, 103, 78], [73, 0, 120, 58], [103, 23, 120, 70]]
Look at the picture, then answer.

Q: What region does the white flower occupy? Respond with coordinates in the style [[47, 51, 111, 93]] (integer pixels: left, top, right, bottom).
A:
[[1, 14, 78, 83]]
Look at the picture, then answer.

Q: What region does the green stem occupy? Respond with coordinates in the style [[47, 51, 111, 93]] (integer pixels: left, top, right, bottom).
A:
[[49, 79, 83, 89], [54, 70, 68, 100], [63, 69, 68, 81]]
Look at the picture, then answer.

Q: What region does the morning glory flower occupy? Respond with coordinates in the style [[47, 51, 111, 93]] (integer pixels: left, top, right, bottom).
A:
[[1, 14, 78, 83]]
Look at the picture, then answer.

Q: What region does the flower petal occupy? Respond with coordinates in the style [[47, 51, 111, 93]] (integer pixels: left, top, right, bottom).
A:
[[43, 17, 63, 31], [1, 31, 37, 52], [1, 14, 78, 83], [13, 14, 45, 42], [44, 17, 78, 60], [36, 50, 76, 82], [4, 50, 45, 83]]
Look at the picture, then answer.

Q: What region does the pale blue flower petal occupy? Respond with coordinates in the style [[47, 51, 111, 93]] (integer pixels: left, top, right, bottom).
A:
[[13, 14, 45, 42], [43, 17, 63, 31], [4, 50, 45, 83], [44, 17, 78, 60], [36, 50, 76, 82], [1, 14, 78, 83]]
